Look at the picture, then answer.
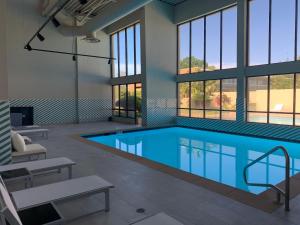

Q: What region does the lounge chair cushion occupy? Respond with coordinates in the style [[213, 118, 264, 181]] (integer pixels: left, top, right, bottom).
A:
[[23, 136, 32, 145], [12, 130, 32, 145], [12, 133, 26, 152], [12, 144, 47, 157]]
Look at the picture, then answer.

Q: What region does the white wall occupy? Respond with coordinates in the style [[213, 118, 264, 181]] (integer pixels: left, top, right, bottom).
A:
[[143, 1, 177, 126], [5, 0, 112, 124], [0, 0, 8, 100]]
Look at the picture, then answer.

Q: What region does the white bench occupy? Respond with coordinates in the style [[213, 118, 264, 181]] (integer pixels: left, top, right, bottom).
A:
[[16, 129, 49, 139], [0, 176, 114, 225], [0, 157, 76, 187]]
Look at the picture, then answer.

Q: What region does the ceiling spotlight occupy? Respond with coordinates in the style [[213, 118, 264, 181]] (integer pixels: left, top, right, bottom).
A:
[[25, 44, 32, 51], [51, 18, 61, 27], [79, 0, 88, 5], [37, 33, 45, 42], [108, 59, 111, 65]]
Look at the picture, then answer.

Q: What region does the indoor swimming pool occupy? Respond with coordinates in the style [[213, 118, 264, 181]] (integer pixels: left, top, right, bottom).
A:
[[86, 127, 300, 194]]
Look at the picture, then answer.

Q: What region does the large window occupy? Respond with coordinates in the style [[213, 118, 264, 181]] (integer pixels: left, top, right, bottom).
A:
[[248, 0, 298, 66], [177, 6, 237, 75], [177, 78, 237, 120], [111, 23, 141, 78], [247, 74, 300, 126], [112, 83, 142, 119]]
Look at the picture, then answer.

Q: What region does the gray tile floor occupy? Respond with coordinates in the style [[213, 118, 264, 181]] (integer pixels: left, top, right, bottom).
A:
[[6, 122, 300, 225]]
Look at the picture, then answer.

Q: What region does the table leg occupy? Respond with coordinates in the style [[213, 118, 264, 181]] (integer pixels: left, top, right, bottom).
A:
[[105, 189, 110, 212], [68, 166, 72, 179]]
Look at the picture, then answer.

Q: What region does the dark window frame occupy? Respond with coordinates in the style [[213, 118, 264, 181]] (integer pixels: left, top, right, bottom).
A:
[[112, 83, 142, 120], [247, 0, 299, 66], [177, 5, 238, 75], [111, 22, 141, 78], [246, 73, 300, 126], [177, 78, 238, 121]]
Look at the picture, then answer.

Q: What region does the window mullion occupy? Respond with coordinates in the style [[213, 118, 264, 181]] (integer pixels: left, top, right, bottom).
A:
[[268, 0, 272, 64], [267, 75, 271, 124], [189, 22, 192, 74], [220, 11, 223, 70]]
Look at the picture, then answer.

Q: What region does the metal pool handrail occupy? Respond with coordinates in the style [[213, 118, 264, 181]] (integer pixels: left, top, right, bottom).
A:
[[243, 146, 290, 211]]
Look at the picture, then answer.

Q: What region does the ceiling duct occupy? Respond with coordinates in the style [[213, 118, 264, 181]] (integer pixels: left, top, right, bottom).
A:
[[81, 32, 100, 43], [41, 0, 152, 37]]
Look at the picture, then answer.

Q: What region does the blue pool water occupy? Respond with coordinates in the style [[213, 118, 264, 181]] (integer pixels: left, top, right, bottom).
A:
[[87, 127, 300, 194]]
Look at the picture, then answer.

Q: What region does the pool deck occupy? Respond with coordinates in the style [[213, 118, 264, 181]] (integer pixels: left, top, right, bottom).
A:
[[6, 122, 300, 225]]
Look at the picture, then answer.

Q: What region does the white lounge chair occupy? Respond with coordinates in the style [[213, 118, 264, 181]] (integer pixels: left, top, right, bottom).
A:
[[11, 132, 47, 162], [0, 157, 76, 187], [0, 177, 63, 225], [15, 129, 49, 139], [130, 213, 184, 225], [11, 131, 32, 144], [0, 175, 114, 224]]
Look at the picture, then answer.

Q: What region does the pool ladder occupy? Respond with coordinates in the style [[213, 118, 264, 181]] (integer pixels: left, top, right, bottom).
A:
[[243, 146, 290, 211]]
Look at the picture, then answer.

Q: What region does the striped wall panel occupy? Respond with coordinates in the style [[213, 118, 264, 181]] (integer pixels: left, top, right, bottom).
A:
[[0, 100, 11, 165], [10, 99, 77, 125], [78, 98, 112, 123], [145, 98, 177, 127], [10, 98, 112, 125], [176, 117, 300, 142]]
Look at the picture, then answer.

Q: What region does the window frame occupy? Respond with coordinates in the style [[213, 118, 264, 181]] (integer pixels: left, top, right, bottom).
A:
[[246, 73, 299, 126], [112, 83, 142, 120], [177, 78, 237, 121], [110, 22, 141, 78], [247, 0, 299, 66], [177, 5, 238, 75]]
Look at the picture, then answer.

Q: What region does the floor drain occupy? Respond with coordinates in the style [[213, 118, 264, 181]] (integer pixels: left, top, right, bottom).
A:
[[136, 208, 145, 213]]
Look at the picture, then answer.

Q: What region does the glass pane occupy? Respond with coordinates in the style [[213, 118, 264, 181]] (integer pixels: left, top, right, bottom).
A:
[[178, 23, 190, 74], [120, 85, 127, 110], [222, 111, 236, 120], [120, 110, 127, 117], [112, 34, 119, 78], [249, 0, 269, 65], [128, 111, 135, 118], [205, 80, 220, 110], [222, 79, 237, 110], [191, 81, 204, 109], [191, 19, 205, 73], [269, 113, 293, 125], [247, 112, 268, 123], [271, 0, 295, 63], [191, 110, 204, 118], [113, 86, 119, 109], [247, 76, 268, 111], [178, 82, 190, 108], [136, 85, 142, 117], [222, 6, 237, 69], [113, 110, 119, 116], [178, 109, 190, 117], [296, 74, 300, 113], [205, 110, 220, 119], [296, 114, 300, 126], [119, 30, 126, 76], [270, 74, 294, 113], [127, 27, 135, 76], [135, 24, 141, 74], [128, 84, 135, 110], [206, 12, 221, 71]]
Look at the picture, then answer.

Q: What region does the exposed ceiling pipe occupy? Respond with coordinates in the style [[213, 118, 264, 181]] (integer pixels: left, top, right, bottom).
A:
[[57, 0, 152, 36]]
